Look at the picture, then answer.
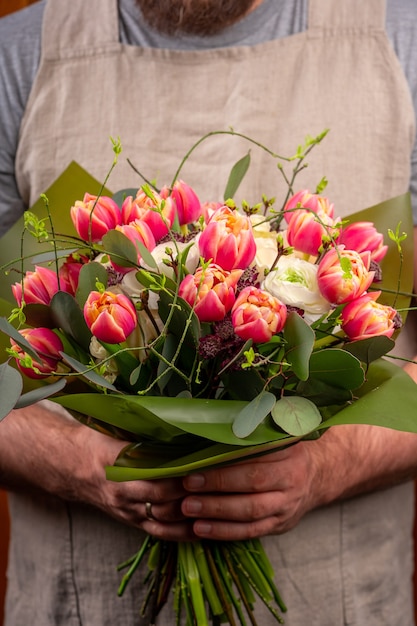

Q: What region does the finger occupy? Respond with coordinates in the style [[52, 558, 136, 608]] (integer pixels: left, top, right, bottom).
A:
[[141, 519, 198, 542], [182, 463, 284, 494], [182, 491, 280, 522], [141, 498, 186, 523], [192, 517, 277, 541]]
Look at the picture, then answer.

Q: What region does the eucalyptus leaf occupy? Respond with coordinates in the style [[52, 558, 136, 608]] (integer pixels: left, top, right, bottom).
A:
[[75, 262, 109, 308], [50, 291, 92, 351], [61, 352, 119, 391], [283, 312, 315, 381], [23, 303, 55, 329], [0, 316, 40, 361], [111, 188, 138, 206], [31, 248, 78, 265], [0, 362, 23, 420], [15, 378, 67, 408], [232, 391, 276, 438], [271, 395, 322, 436], [223, 152, 251, 201], [137, 241, 159, 270], [102, 229, 138, 268]]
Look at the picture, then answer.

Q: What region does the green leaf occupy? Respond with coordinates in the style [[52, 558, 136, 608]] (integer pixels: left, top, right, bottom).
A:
[[157, 333, 177, 392], [319, 358, 417, 433], [308, 348, 365, 390], [22, 303, 55, 329], [14, 378, 67, 408], [0, 362, 23, 420], [223, 152, 251, 201], [158, 290, 200, 348], [136, 241, 159, 270], [50, 292, 92, 351], [75, 262, 109, 308], [283, 312, 315, 381], [343, 335, 395, 365], [111, 188, 137, 206], [0, 316, 42, 361], [232, 391, 276, 438], [61, 352, 118, 391], [271, 395, 322, 436], [296, 378, 352, 407], [102, 229, 138, 268]]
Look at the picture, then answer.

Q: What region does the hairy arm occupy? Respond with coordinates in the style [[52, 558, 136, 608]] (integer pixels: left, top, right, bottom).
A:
[[0, 403, 188, 529]]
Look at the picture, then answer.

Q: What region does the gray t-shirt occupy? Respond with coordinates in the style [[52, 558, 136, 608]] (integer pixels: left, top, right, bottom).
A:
[[1, 0, 417, 236]]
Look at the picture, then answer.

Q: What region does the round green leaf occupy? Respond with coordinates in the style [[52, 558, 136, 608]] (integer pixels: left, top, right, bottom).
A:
[[283, 312, 315, 381], [232, 391, 276, 438], [75, 261, 109, 307], [271, 395, 322, 436]]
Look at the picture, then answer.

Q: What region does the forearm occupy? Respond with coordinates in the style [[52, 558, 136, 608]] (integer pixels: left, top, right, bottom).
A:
[[310, 423, 417, 508], [0, 402, 123, 500]]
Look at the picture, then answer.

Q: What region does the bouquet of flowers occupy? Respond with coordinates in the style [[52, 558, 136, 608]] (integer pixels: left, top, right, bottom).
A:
[[1, 131, 417, 625]]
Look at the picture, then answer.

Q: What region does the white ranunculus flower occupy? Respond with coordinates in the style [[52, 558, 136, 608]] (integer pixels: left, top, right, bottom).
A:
[[250, 214, 272, 233], [142, 241, 200, 279], [262, 254, 331, 323], [250, 216, 279, 279], [89, 337, 118, 383], [120, 271, 164, 361], [121, 269, 159, 311]]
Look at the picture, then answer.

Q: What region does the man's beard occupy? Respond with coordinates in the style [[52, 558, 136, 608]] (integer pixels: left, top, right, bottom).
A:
[[136, 0, 258, 36]]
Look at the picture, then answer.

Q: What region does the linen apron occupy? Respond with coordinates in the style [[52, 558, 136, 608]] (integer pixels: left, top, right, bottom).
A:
[[6, 0, 416, 624]]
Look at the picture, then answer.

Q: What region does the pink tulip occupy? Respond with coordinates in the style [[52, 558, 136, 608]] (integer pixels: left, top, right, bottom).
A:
[[198, 206, 256, 271], [160, 180, 202, 225], [10, 327, 64, 379], [317, 246, 374, 305], [286, 209, 336, 257], [179, 263, 242, 322], [113, 221, 156, 272], [232, 286, 287, 343], [84, 290, 137, 344], [121, 189, 176, 241], [337, 221, 388, 263], [283, 189, 334, 223], [12, 265, 60, 306], [341, 291, 397, 340], [58, 253, 90, 297], [70, 193, 121, 242]]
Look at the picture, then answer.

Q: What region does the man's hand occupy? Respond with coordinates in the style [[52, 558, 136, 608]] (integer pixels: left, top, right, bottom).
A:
[[0, 403, 189, 533], [153, 423, 417, 542]]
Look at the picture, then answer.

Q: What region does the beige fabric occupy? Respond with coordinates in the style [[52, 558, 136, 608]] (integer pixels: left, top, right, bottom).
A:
[[16, 0, 414, 217], [8, 0, 416, 625]]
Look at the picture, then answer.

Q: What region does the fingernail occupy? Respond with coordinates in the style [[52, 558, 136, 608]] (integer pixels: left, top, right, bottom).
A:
[[184, 498, 202, 514], [184, 473, 205, 489]]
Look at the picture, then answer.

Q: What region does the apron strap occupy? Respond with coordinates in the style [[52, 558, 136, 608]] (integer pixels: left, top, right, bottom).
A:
[[308, 0, 386, 31], [41, 0, 119, 60]]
